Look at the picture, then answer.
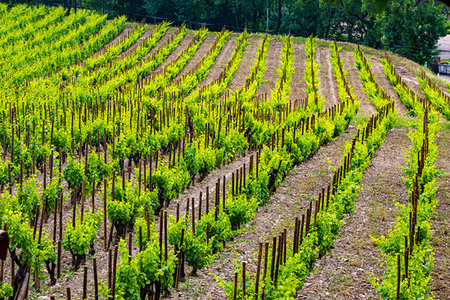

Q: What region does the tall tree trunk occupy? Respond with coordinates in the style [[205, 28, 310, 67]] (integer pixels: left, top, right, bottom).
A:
[[277, 0, 282, 33]]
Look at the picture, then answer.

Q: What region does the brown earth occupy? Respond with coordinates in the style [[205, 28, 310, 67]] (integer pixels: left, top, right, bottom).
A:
[[197, 37, 237, 90], [256, 39, 284, 99], [429, 128, 450, 300], [369, 56, 408, 115], [298, 128, 410, 299], [341, 51, 377, 117], [171, 127, 357, 299], [289, 43, 307, 106], [318, 47, 339, 109], [227, 37, 261, 92], [173, 35, 215, 81]]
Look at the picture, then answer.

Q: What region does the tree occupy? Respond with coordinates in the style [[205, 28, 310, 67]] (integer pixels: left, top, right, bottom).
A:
[[378, 0, 447, 64]]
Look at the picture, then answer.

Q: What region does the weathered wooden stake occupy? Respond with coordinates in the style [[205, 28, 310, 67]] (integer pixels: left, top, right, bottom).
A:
[[254, 243, 263, 299]]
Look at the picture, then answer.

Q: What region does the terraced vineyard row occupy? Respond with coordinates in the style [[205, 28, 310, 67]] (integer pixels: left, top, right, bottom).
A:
[[0, 4, 448, 300]]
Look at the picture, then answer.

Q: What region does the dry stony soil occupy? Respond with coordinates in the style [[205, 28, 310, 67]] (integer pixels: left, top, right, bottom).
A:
[[3, 25, 448, 299]]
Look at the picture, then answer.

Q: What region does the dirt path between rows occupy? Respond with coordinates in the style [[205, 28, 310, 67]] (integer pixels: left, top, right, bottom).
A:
[[257, 39, 284, 99], [142, 31, 175, 62], [153, 34, 195, 74], [298, 128, 410, 299], [289, 43, 307, 106], [394, 62, 424, 97], [341, 51, 376, 116], [171, 126, 357, 299], [369, 56, 408, 115], [227, 38, 261, 92], [117, 27, 153, 60], [196, 38, 236, 90], [318, 47, 339, 109], [90, 27, 132, 60], [173, 35, 215, 81], [430, 128, 450, 299]]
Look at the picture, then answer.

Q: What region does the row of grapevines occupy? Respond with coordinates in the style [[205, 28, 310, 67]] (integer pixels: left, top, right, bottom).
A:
[[0, 9, 90, 62], [354, 46, 392, 111], [88, 24, 187, 99], [163, 28, 230, 97], [225, 102, 396, 299], [330, 41, 357, 103], [4, 14, 127, 86], [303, 35, 324, 113], [0, 6, 66, 49], [75, 21, 170, 85], [373, 108, 440, 299], [417, 71, 450, 120], [1, 13, 107, 80], [0, 5, 47, 38], [184, 30, 249, 106], [381, 57, 431, 116], [271, 34, 295, 108], [83, 24, 150, 71], [139, 27, 209, 98]]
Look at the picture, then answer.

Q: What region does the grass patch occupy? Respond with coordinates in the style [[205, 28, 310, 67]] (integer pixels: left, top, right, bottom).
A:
[[393, 115, 418, 128], [350, 114, 370, 127]]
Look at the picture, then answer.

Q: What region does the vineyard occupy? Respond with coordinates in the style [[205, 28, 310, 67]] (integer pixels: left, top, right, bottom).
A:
[[0, 4, 448, 300]]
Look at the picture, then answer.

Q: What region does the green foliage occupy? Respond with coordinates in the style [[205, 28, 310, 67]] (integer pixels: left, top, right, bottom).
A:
[[225, 195, 258, 229], [40, 176, 61, 217], [152, 163, 190, 208], [197, 209, 233, 253], [377, 0, 447, 65], [0, 283, 13, 298], [372, 109, 439, 298], [354, 47, 391, 111], [63, 210, 101, 256], [86, 150, 111, 184], [167, 215, 213, 272], [16, 175, 40, 218], [418, 74, 450, 120], [1, 209, 33, 258], [63, 156, 86, 191], [303, 36, 324, 113]]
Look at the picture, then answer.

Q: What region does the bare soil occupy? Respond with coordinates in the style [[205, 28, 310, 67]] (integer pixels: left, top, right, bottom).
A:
[[197, 38, 237, 90], [298, 128, 410, 299], [227, 38, 261, 92], [394, 62, 424, 97], [153, 34, 195, 73], [341, 51, 377, 116], [318, 47, 339, 109], [369, 56, 408, 115], [173, 35, 215, 81], [289, 43, 307, 105], [429, 128, 450, 299], [256, 39, 284, 98], [172, 126, 357, 299]]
